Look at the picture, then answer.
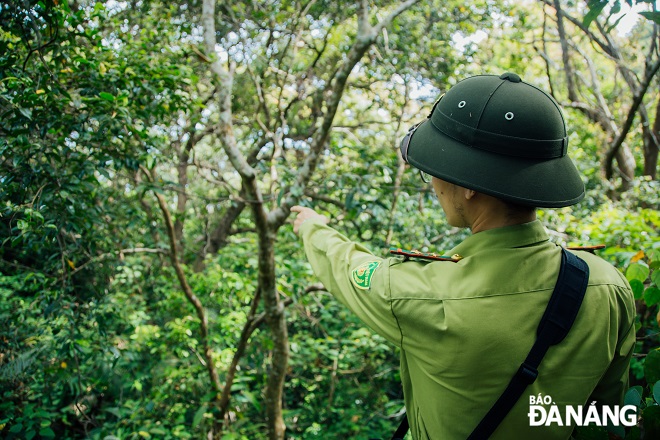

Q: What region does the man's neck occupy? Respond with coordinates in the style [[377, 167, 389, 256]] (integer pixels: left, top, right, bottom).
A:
[[470, 215, 536, 234], [468, 198, 537, 234]]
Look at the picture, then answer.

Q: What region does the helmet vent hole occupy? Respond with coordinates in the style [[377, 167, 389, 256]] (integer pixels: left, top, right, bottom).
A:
[[505, 112, 514, 121], [458, 100, 466, 108]]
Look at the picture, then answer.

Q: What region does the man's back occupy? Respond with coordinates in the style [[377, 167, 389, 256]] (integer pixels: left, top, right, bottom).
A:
[[297, 217, 635, 439], [388, 222, 635, 439]]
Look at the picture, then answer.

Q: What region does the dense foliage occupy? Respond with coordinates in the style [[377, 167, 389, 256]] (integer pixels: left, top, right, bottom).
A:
[[1, 0, 659, 439]]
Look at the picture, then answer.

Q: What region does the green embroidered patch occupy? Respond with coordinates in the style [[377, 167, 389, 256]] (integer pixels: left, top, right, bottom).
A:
[[351, 261, 381, 290]]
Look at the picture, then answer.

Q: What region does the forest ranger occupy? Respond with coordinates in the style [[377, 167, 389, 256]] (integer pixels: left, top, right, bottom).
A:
[[291, 73, 636, 439]]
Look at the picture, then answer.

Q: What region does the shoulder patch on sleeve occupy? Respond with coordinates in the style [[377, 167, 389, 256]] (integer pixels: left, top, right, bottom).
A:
[[351, 260, 382, 290]]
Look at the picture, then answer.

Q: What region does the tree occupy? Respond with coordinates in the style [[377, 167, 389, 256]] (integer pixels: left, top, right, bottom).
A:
[[0, 1, 186, 437], [142, 0, 497, 436], [15, 1, 658, 439], [4, 0, 479, 437], [196, 2, 426, 437], [539, 0, 660, 189]]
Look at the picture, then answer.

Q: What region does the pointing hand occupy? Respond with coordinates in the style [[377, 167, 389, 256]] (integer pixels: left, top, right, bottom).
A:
[[290, 206, 329, 234]]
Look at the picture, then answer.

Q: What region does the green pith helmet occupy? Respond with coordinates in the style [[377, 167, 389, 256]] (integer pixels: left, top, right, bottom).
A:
[[400, 73, 585, 208]]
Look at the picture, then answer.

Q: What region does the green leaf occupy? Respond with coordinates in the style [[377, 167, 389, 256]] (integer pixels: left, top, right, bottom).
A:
[[639, 11, 660, 25], [605, 13, 626, 34], [99, 92, 115, 101], [630, 279, 644, 299], [653, 381, 660, 404], [652, 270, 660, 287], [39, 427, 56, 438], [192, 404, 206, 428], [648, 249, 660, 263], [645, 349, 660, 385], [345, 191, 355, 209], [583, 0, 608, 29], [644, 287, 660, 307], [105, 407, 122, 418], [624, 386, 643, 408], [16, 219, 29, 231], [132, 380, 142, 392], [626, 262, 650, 283], [138, 431, 151, 439], [9, 423, 23, 433], [19, 108, 33, 119], [610, 1, 621, 16], [202, 391, 217, 402]]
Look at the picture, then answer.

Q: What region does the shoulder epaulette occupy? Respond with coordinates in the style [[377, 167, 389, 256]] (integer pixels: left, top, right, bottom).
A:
[[390, 247, 463, 262], [566, 244, 605, 254]]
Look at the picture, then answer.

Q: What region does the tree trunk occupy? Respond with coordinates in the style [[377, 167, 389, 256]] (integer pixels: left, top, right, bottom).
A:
[[643, 96, 660, 179], [193, 201, 246, 272], [258, 230, 288, 440], [548, 0, 640, 192], [174, 159, 188, 254], [604, 57, 660, 184], [614, 146, 636, 191]]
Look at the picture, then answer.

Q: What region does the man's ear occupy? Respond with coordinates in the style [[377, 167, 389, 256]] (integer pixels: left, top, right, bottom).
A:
[[464, 188, 477, 200]]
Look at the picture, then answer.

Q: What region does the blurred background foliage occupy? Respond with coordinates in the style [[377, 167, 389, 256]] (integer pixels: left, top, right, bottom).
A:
[[1, 0, 659, 439]]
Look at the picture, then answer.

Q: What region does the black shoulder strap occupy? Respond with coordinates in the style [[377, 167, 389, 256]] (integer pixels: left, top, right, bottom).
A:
[[391, 415, 409, 440], [391, 249, 590, 440], [467, 249, 589, 439]]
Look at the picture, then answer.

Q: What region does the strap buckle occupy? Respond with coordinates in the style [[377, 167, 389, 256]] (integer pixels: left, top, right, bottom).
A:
[[518, 362, 539, 384]]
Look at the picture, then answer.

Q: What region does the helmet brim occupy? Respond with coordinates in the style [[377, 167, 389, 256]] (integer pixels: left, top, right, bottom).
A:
[[407, 118, 585, 208]]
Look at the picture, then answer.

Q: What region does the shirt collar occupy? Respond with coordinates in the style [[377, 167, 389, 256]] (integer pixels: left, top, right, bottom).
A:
[[449, 220, 550, 256]]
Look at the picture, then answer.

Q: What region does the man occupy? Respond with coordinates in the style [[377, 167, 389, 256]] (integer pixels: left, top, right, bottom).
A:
[[291, 73, 636, 439]]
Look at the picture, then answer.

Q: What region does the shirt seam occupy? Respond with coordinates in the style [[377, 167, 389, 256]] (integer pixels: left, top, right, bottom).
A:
[[392, 288, 552, 301], [390, 281, 629, 302], [387, 263, 405, 349]]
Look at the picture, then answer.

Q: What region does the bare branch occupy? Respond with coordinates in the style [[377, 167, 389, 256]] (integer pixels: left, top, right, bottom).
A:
[[553, 0, 577, 101], [202, 3, 286, 437], [139, 165, 222, 399], [373, 0, 421, 36], [268, 0, 421, 228], [202, 0, 255, 183], [304, 189, 345, 209], [643, 96, 660, 178], [540, 0, 610, 55], [193, 201, 247, 272], [118, 247, 168, 255], [386, 79, 411, 248], [605, 58, 660, 178], [247, 64, 272, 129], [52, 246, 168, 281], [218, 288, 262, 421]]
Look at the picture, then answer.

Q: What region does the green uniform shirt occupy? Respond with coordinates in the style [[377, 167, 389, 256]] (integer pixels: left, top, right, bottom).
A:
[[299, 219, 636, 439]]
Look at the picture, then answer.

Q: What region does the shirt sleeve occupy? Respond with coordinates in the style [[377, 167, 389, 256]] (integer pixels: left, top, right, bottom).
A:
[[589, 282, 637, 406], [299, 219, 402, 346]]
